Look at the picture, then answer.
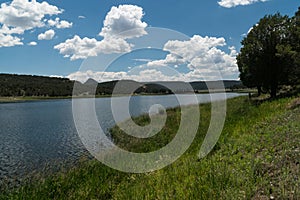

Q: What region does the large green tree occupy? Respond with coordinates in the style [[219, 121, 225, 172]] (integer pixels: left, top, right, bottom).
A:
[[276, 7, 300, 87], [237, 13, 292, 98], [289, 7, 300, 84]]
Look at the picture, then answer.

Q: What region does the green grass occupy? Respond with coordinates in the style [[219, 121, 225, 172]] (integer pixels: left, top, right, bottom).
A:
[[1, 96, 299, 199]]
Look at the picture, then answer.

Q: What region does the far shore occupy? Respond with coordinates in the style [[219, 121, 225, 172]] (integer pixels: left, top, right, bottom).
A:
[[0, 89, 255, 103]]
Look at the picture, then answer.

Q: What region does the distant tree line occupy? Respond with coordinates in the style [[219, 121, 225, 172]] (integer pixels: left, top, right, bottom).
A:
[[238, 7, 300, 98], [0, 74, 75, 97], [0, 74, 243, 97]]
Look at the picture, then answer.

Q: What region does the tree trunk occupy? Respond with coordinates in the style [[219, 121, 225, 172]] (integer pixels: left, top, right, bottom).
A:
[[257, 86, 262, 96], [270, 84, 277, 98]]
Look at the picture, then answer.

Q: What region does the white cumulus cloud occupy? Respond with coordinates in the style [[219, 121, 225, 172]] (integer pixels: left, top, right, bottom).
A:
[[146, 35, 239, 79], [48, 17, 72, 29], [54, 35, 132, 60], [0, 32, 22, 47], [0, 0, 62, 32], [0, 0, 71, 47], [38, 29, 55, 40], [147, 54, 186, 67], [218, 0, 268, 8], [28, 41, 37, 46], [0, 24, 24, 34], [100, 4, 147, 39], [55, 5, 148, 60]]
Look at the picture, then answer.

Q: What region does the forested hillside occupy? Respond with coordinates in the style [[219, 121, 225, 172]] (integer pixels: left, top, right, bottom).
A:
[[0, 74, 75, 96], [0, 74, 244, 97]]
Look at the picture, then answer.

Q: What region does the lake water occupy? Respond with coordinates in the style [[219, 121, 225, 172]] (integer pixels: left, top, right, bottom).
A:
[[0, 93, 245, 185]]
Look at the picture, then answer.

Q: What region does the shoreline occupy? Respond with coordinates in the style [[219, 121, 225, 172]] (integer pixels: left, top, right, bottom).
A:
[[0, 89, 255, 104]]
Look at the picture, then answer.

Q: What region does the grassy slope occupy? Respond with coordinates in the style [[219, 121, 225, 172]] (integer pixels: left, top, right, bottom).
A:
[[1, 96, 299, 199]]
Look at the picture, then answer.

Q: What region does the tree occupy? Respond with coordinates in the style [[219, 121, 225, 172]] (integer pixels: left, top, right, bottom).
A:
[[289, 7, 300, 85], [237, 13, 291, 98]]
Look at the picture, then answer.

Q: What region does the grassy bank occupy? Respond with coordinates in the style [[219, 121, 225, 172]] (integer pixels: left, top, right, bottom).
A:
[[1, 96, 299, 199]]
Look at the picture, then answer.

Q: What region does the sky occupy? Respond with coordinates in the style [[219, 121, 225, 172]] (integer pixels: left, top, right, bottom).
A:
[[0, 0, 299, 83]]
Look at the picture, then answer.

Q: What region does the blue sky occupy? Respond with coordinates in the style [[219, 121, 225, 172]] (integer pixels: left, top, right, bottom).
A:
[[0, 0, 299, 82]]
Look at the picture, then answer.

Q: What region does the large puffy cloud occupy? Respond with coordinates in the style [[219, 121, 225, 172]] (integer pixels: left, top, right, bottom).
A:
[[147, 36, 227, 67], [38, 29, 55, 40], [218, 0, 268, 8], [99, 4, 147, 39], [146, 35, 238, 78], [0, 0, 62, 31], [54, 36, 99, 60], [54, 35, 132, 60], [48, 17, 72, 29], [0, 0, 71, 47], [55, 5, 147, 60]]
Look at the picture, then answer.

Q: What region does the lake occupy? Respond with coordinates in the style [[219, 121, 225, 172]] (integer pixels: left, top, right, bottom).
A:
[[0, 93, 245, 185]]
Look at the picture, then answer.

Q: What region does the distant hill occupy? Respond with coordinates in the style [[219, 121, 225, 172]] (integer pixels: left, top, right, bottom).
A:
[[84, 78, 99, 86], [0, 73, 244, 97], [0, 74, 75, 97]]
